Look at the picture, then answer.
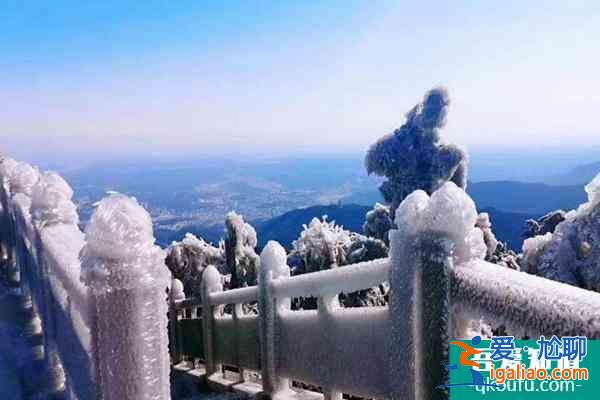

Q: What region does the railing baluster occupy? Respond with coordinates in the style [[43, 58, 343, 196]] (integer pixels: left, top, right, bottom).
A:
[[201, 265, 223, 379], [259, 241, 291, 398]]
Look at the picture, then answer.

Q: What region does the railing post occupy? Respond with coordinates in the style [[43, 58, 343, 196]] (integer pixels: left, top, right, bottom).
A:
[[318, 293, 342, 400], [389, 228, 453, 400], [258, 241, 290, 399], [201, 264, 223, 378], [169, 278, 185, 365], [388, 183, 483, 400], [81, 194, 171, 400]]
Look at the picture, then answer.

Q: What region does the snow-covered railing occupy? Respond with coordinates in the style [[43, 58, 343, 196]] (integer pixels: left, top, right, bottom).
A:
[[452, 259, 600, 337], [171, 182, 600, 400], [0, 157, 171, 400]]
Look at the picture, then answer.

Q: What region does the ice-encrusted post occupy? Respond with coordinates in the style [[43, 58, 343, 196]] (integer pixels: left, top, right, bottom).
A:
[[391, 231, 453, 400], [258, 241, 291, 399], [169, 278, 186, 365], [388, 183, 486, 400], [80, 194, 171, 400], [201, 264, 223, 377]]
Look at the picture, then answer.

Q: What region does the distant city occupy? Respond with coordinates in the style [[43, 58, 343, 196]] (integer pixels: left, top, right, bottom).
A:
[[54, 151, 599, 250]]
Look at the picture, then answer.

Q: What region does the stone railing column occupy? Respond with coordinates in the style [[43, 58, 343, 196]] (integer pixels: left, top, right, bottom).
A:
[[169, 278, 185, 365], [81, 194, 171, 400], [389, 229, 453, 400], [258, 241, 290, 399], [201, 265, 223, 377], [388, 183, 483, 400]]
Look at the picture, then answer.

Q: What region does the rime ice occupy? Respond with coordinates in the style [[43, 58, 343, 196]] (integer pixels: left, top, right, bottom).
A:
[[165, 233, 225, 296], [31, 171, 79, 226], [365, 87, 468, 215], [394, 182, 486, 265], [363, 202, 393, 244], [225, 211, 260, 288], [522, 173, 600, 291]]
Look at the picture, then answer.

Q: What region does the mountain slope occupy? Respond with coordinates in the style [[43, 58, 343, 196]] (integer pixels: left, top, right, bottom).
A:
[[467, 181, 586, 214]]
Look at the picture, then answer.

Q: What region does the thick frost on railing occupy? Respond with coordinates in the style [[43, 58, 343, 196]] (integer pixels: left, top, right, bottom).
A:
[[452, 259, 600, 337], [8, 161, 40, 196], [80, 193, 171, 400], [31, 171, 79, 227], [0, 158, 173, 400]]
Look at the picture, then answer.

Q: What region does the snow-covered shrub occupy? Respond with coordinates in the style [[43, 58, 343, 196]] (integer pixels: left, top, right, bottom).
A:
[[522, 173, 600, 291], [365, 87, 468, 216], [363, 202, 393, 244], [225, 211, 260, 288], [289, 216, 352, 274], [165, 233, 225, 297], [288, 216, 389, 308]]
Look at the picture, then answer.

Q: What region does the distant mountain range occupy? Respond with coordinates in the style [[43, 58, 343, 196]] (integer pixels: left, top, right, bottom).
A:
[[467, 181, 586, 214], [68, 156, 598, 252], [546, 161, 600, 186], [155, 178, 590, 251], [154, 202, 534, 253], [255, 204, 533, 251]]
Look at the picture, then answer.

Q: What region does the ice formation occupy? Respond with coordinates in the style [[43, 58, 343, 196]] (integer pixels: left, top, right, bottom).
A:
[[394, 182, 486, 265], [80, 193, 169, 290], [392, 182, 489, 338], [290, 216, 352, 273], [362, 202, 393, 244], [0, 156, 18, 182], [225, 211, 260, 288], [475, 213, 498, 258], [365, 87, 468, 216], [288, 217, 389, 308], [30, 171, 79, 227], [522, 173, 600, 291], [8, 161, 40, 196], [80, 193, 171, 399], [170, 278, 186, 302], [165, 233, 225, 296]]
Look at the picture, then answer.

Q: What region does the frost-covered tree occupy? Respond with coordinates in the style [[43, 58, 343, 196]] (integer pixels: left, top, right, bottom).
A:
[[288, 216, 352, 274], [365, 87, 468, 216], [522, 173, 600, 291], [362, 203, 393, 244], [165, 233, 225, 297], [225, 211, 260, 288], [288, 216, 388, 308]]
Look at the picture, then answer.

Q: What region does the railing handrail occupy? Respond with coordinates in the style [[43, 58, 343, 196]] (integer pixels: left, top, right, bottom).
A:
[[452, 259, 600, 337], [271, 257, 389, 299]]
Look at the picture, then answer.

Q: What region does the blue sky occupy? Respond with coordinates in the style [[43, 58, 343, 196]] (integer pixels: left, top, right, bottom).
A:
[[2, 1, 600, 164]]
